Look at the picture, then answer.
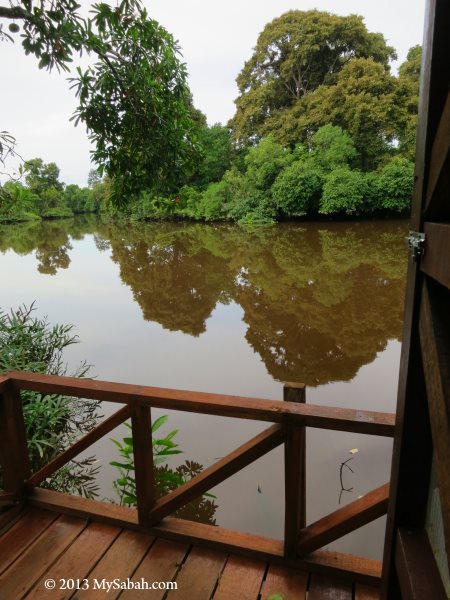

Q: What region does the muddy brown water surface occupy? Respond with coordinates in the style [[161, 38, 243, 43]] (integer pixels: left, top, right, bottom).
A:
[[0, 215, 409, 558]]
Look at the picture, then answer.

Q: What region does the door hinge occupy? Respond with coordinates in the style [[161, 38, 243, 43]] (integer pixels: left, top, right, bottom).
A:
[[406, 231, 425, 261]]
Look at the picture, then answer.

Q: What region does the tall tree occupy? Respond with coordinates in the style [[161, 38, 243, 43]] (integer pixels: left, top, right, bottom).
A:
[[396, 45, 422, 160], [230, 10, 396, 146], [0, 0, 200, 203], [24, 158, 63, 194], [301, 58, 401, 169]]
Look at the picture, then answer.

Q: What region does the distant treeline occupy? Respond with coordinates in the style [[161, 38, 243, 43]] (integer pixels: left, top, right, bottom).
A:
[[0, 11, 421, 225], [0, 125, 414, 225]]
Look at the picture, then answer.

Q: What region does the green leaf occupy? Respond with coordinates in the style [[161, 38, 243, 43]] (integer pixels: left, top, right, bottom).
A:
[[152, 415, 168, 432]]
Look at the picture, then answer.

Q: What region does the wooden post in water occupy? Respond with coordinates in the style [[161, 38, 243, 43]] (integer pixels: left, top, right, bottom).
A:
[[283, 382, 306, 558], [131, 403, 155, 526], [0, 383, 31, 500]]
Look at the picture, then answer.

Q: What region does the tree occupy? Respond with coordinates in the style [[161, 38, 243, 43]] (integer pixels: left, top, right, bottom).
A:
[[87, 169, 101, 189], [63, 184, 92, 214], [230, 10, 396, 145], [24, 158, 63, 194], [373, 157, 414, 213], [310, 125, 357, 171], [0, 180, 40, 222], [1, 0, 200, 203], [320, 167, 367, 215], [396, 46, 422, 160], [302, 58, 401, 169], [272, 160, 324, 216], [244, 135, 292, 190], [190, 124, 233, 189]]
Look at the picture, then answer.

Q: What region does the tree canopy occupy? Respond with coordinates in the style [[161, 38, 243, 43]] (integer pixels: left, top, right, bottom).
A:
[[230, 10, 396, 146], [0, 0, 200, 202]]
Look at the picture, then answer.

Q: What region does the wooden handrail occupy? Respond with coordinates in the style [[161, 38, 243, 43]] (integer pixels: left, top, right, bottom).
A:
[[0, 375, 10, 393], [149, 424, 285, 524], [284, 383, 306, 558], [132, 403, 155, 525], [0, 370, 395, 566], [25, 405, 131, 490], [297, 482, 390, 555], [6, 371, 395, 437]]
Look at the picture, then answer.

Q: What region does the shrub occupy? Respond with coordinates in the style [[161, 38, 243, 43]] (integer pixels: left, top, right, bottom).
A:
[[244, 135, 292, 191], [311, 124, 358, 172], [375, 157, 414, 213], [196, 180, 230, 221], [272, 160, 324, 216], [111, 416, 218, 523], [320, 167, 367, 215], [0, 304, 99, 497]]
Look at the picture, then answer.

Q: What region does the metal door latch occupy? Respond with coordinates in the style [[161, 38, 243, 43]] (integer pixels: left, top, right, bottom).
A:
[[406, 231, 425, 261]]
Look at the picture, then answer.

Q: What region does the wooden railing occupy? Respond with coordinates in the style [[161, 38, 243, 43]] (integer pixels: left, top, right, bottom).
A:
[[0, 371, 394, 575]]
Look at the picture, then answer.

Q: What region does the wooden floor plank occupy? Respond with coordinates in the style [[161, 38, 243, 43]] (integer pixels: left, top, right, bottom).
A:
[[308, 573, 353, 600], [119, 537, 189, 600], [25, 521, 121, 600], [355, 583, 380, 599], [72, 529, 154, 599], [0, 514, 86, 598], [0, 508, 58, 575], [260, 563, 308, 600], [0, 504, 28, 536], [166, 546, 227, 600], [213, 555, 266, 600]]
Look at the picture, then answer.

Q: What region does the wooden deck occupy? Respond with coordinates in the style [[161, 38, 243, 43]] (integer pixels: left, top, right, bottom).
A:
[[0, 507, 380, 599]]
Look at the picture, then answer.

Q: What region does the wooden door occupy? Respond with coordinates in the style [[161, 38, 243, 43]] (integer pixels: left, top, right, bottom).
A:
[[381, 1, 450, 597]]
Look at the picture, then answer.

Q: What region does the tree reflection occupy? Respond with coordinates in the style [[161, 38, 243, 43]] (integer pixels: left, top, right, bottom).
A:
[[0, 215, 98, 275], [2, 217, 408, 385], [99, 220, 407, 385], [99, 222, 231, 336]]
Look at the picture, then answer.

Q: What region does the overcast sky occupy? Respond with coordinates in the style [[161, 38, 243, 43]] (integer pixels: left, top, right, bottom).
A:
[[1, 0, 426, 186]]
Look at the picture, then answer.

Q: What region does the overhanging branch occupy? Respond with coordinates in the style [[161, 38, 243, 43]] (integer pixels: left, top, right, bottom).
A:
[[0, 5, 28, 19]]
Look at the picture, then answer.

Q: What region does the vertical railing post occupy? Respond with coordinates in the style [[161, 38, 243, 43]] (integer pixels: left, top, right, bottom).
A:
[[283, 382, 306, 558], [131, 402, 155, 526], [0, 382, 31, 500]]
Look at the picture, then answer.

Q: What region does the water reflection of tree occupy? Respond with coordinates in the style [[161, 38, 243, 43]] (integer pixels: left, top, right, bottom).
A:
[[156, 462, 217, 525], [100, 223, 231, 336], [2, 217, 408, 385], [0, 216, 98, 275], [99, 220, 407, 385]]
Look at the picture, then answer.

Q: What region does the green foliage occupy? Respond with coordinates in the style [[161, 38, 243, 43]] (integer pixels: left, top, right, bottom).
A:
[[87, 168, 102, 189], [111, 416, 182, 505], [0, 304, 100, 497], [39, 187, 72, 218], [221, 167, 262, 221], [195, 180, 230, 221], [25, 158, 63, 194], [191, 124, 233, 189], [111, 415, 217, 522], [0, 181, 41, 222], [244, 136, 292, 190], [231, 10, 396, 145], [320, 167, 367, 215], [310, 125, 358, 171], [64, 184, 93, 214], [373, 158, 414, 212], [303, 58, 401, 170], [2, 0, 200, 201], [397, 46, 422, 160], [272, 160, 324, 216], [70, 3, 200, 202]]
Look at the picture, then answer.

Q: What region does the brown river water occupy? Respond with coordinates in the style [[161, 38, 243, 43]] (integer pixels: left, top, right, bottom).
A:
[[0, 215, 409, 559]]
